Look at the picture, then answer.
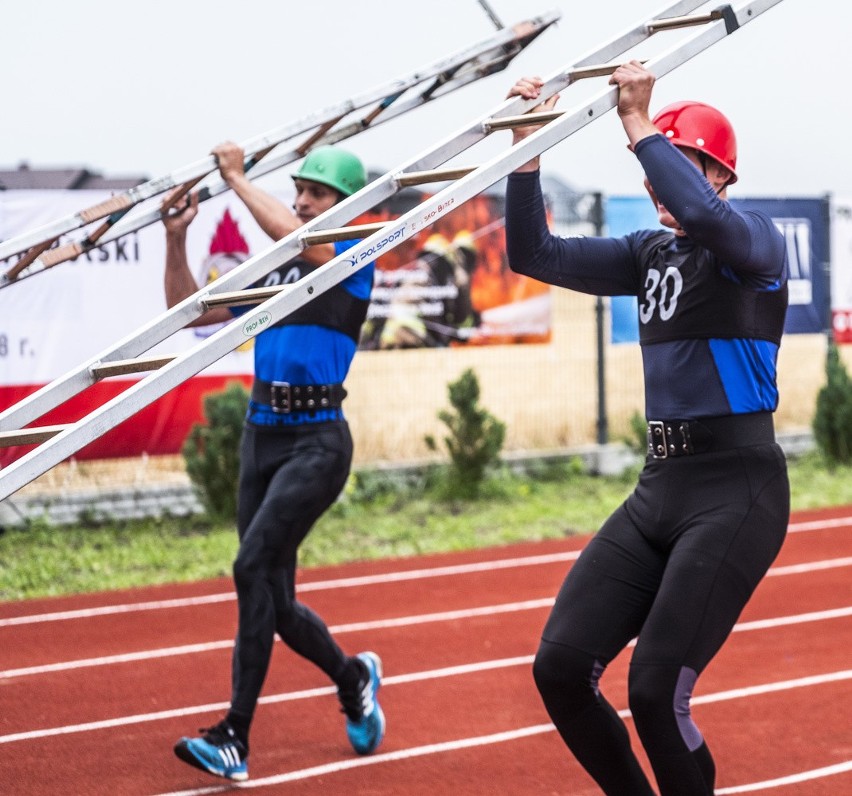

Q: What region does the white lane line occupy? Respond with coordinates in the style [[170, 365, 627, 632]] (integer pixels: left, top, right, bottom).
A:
[[767, 556, 852, 576], [4, 560, 852, 679], [0, 656, 535, 745], [731, 606, 852, 633], [788, 515, 852, 533], [2, 601, 850, 743], [0, 550, 581, 627], [3, 515, 850, 629], [715, 761, 852, 793], [158, 724, 558, 796], [690, 669, 852, 706], [0, 599, 552, 678], [149, 670, 852, 796]]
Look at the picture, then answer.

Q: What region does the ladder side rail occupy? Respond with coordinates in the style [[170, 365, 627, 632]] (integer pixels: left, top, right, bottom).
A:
[[0, 12, 560, 264], [0, 0, 785, 499], [477, 0, 708, 128], [557, 0, 707, 69], [0, 239, 400, 497], [267, 10, 560, 130], [0, 112, 350, 264], [233, 15, 556, 159], [106, 75, 510, 233], [0, 0, 774, 441]]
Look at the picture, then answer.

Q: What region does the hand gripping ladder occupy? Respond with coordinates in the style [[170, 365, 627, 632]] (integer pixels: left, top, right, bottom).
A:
[[0, 9, 560, 286], [0, 0, 785, 501]]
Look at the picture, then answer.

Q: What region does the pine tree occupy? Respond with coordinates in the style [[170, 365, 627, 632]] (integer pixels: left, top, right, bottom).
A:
[[182, 382, 248, 520], [425, 368, 506, 498]]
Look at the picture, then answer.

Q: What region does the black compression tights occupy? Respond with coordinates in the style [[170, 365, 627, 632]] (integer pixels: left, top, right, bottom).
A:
[[228, 422, 356, 729], [533, 444, 789, 794], [533, 643, 715, 794]]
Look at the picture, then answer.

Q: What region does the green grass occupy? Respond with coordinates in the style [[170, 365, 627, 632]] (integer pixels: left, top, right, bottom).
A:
[[2, 452, 851, 602]]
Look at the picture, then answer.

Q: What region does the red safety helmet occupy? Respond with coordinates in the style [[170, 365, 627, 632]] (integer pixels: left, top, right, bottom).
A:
[[652, 101, 738, 184]]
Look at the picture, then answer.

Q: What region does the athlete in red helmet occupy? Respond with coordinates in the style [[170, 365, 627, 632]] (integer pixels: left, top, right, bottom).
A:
[[505, 61, 789, 794]]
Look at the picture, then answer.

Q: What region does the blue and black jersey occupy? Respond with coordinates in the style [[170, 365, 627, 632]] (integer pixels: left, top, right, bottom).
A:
[[505, 133, 789, 419], [231, 239, 374, 425]]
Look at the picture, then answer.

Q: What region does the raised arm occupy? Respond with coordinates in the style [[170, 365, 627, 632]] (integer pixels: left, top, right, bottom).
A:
[[212, 141, 337, 266], [609, 61, 786, 285], [161, 190, 233, 326], [503, 75, 640, 296]]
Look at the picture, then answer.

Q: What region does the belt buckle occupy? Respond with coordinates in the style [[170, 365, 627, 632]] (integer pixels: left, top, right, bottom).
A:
[[270, 381, 291, 414], [648, 420, 668, 459]]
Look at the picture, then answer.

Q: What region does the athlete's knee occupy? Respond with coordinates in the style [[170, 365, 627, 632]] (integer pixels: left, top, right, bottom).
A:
[[628, 663, 670, 726], [629, 663, 703, 751], [533, 639, 602, 713], [232, 545, 269, 593]]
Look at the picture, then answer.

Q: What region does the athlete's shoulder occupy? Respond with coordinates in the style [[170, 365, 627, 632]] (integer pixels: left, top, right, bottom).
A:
[[335, 238, 374, 299]]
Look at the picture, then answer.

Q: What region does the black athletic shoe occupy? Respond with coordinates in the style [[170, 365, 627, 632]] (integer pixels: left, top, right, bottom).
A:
[[174, 720, 249, 781]]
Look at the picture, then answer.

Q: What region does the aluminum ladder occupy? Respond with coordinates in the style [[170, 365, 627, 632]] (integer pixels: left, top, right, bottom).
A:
[[0, 0, 785, 501]]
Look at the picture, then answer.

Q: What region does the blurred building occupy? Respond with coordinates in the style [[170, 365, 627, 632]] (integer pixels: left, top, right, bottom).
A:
[[0, 162, 147, 191]]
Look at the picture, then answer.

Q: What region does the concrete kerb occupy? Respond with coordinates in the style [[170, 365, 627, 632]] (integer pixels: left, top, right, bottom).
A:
[[0, 432, 815, 530]]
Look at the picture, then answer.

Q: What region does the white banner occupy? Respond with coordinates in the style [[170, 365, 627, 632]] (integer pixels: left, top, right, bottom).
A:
[[0, 189, 295, 387]]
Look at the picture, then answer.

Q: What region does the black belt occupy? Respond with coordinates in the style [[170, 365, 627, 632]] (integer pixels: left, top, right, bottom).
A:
[[646, 412, 775, 459], [251, 380, 347, 414]]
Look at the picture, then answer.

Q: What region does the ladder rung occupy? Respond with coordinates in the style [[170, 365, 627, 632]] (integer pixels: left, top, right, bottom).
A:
[[5, 239, 54, 282], [648, 9, 725, 33], [294, 116, 347, 157], [0, 425, 69, 448], [567, 61, 648, 81], [90, 355, 177, 380], [487, 110, 563, 132], [205, 286, 285, 309], [397, 167, 477, 186], [301, 222, 387, 246]]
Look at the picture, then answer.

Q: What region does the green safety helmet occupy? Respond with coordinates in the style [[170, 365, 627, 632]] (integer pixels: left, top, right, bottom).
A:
[[291, 145, 367, 196]]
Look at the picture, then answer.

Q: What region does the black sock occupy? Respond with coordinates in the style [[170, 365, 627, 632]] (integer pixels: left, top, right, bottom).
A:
[[338, 656, 366, 690], [224, 711, 251, 751]]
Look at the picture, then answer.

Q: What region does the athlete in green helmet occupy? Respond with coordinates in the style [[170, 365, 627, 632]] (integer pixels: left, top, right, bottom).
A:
[[163, 141, 383, 783], [292, 144, 367, 197]]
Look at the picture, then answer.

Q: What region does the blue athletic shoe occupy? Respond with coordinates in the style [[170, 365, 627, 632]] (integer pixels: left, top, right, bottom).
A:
[[174, 720, 249, 781], [338, 651, 385, 755]]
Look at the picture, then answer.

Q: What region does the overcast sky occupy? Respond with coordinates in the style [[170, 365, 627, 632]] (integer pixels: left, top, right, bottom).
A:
[[2, 0, 840, 200]]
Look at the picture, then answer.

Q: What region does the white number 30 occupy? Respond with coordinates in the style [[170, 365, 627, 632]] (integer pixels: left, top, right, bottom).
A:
[[639, 266, 683, 324]]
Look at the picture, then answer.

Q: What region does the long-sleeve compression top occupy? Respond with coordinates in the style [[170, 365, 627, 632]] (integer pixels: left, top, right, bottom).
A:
[[505, 134, 789, 419]]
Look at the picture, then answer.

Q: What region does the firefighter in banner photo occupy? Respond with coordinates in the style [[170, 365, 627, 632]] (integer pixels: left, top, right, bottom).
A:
[[359, 190, 551, 349], [504, 63, 789, 795], [160, 144, 384, 782]]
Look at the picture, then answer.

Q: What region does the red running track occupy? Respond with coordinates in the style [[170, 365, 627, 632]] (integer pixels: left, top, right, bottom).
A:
[[1, 505, 851, 795]]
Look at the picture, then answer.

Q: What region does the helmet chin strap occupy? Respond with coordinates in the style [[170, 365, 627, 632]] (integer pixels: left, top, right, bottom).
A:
[[697, 151, 730, 195]]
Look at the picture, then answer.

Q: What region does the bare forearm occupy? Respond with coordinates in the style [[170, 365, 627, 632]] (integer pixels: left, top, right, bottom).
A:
[[228, 174, 298, 241], [164, 231, 199, 307], [164, 231, 232, 325]]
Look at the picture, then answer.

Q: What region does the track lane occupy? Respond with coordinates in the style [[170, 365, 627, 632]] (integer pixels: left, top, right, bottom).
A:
[[0, 508, 849, 794]]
